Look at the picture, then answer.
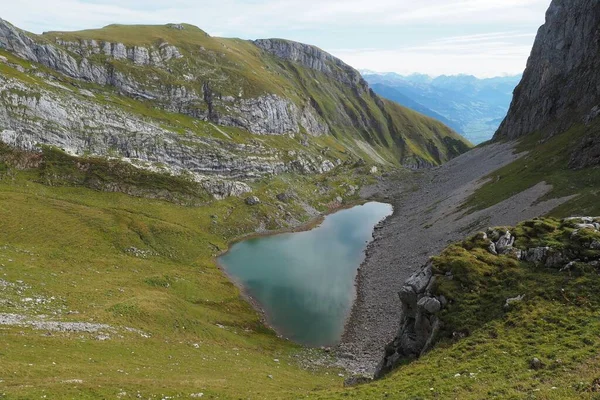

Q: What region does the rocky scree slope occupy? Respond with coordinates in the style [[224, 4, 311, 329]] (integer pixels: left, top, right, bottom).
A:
[[495, 0, 600, 169], [376, 216, 600, 378], [0, 19, 470, 195]]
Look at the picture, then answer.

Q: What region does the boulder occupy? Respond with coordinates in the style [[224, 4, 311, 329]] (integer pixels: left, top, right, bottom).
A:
[[495, 231, 515, 254], [529, 357, 543, 370], [506, 247, 523, 260], [418, 296, 441, 314], [505, 294, 525, 308], [575, 223, 598, 230], [565, 216, 595, 224], [524, 247, 550, 264], [245, 196, 261, 206], [405, 265, 433, 293], [545, 250, 567, 268], [276, 192, 293, 203], [398, 286, 417, 316]]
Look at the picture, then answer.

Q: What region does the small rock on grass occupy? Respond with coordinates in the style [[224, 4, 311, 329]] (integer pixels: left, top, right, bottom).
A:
[[245, 196, 261, 206], [343, 375, 372, 387], [529, 357, 543, 370]]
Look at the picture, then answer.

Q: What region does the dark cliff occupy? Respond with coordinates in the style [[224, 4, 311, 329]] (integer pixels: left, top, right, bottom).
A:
[[494, 0, 600, 141]]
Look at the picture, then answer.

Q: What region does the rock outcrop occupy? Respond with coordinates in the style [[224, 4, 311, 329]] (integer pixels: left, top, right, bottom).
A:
[[494, 0, 600, 141], [254, 39, 369, 93], [0, 75, 336, 198], [375, 263, 447, 378], [375, 261, 442, 378], [376, 216, 600, 378]]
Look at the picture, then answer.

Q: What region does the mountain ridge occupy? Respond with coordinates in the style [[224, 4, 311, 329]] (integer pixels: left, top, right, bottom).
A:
[[0, 18, 471, 185]]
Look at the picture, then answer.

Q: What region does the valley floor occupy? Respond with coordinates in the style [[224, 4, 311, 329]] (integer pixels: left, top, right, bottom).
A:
[[340, 142, 576, 373]]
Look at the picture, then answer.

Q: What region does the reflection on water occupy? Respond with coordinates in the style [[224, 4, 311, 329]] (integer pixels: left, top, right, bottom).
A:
[[219, 202, 393, 346]]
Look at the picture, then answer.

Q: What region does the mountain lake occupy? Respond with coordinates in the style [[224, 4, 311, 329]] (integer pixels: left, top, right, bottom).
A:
[[218, 202, 393, 346]]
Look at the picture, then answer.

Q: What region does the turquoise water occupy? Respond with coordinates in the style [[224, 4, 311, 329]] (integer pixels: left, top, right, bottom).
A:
[[218, 202, 393, 347]]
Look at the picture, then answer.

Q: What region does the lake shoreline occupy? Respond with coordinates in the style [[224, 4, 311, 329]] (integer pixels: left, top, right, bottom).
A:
[[213, 199, 392, 348]]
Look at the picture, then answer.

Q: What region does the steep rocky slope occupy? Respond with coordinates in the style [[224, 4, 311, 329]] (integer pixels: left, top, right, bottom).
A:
[[0, 19, 470, 198], [495, 0, 600, 143], [470, 0, 600, 211]]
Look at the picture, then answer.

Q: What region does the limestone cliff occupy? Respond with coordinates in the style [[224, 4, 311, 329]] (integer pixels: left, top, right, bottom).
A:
[[0, 19, 470, 177], [494, 0, 600, 142]]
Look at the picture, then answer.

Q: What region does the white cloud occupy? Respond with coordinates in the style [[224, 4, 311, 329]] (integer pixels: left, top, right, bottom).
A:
[[331, 30, 537, 77], [333, 47, 532, 78], [1, 0, 552, 76], [3, 0, 551, 33]]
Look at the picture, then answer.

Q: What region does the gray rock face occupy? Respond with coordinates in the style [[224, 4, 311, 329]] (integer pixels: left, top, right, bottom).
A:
[[494, 0, 600, 141], [0, 19, 328, 137], [276, 192, 293, 203], [254, 39, 368, 93], [375, 261, 443, 378], [202, 180, 252, 200], [523, 247, 549, 264], [495, 231, 515, 254], [486, 229, 522, 259], [0, 76, 337, 198], [217, 94, 328, 136]]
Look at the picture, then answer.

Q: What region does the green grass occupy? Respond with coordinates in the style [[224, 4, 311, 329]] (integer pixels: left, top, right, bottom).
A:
[[2, 144, 600, 399], [464, 122, 600, 217], [314, 218, 600, 399]]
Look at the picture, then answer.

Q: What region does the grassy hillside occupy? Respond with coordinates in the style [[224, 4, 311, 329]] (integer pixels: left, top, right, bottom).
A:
[[32, 22, 471, 166], [465, 121, 600, 217]]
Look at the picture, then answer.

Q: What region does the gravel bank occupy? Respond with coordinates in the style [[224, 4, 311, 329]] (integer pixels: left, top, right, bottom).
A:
[[338, 142, 576, 374]]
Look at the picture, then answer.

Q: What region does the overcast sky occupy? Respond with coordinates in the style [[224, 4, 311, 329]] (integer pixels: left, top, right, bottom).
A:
[[3, 0, 552, 77]]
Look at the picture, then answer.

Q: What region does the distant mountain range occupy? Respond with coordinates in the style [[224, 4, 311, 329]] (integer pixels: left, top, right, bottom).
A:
[[361, 72, 522, 144]]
